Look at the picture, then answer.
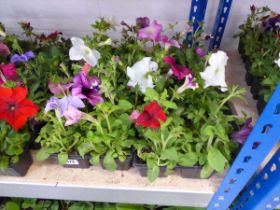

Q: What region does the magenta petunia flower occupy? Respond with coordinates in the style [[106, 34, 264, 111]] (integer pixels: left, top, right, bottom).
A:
[[138, 20, 163, 42], [70, 73, 103, 106], [0, 42, 10, 57], [0, 64, 17, 84], [163, 55, 192, 80]]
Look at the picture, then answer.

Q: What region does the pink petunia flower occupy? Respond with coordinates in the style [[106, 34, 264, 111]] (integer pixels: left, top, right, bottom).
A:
[[0, 42, 10, 57], [160, 35, 180, 49], [138, 20, 163, 42], [64, 106, 83, 126], [129, 110, 141, 122]]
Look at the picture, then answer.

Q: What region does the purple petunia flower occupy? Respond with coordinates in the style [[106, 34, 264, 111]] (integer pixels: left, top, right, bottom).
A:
[[10, 51, 35, 63], [136, 17, 150, 28], [231, 118, 253, 144], [262, 14, 280, 31], [70, 73, 103, 106], [45, 96, 85, 117], [196, 47, 204, 57]]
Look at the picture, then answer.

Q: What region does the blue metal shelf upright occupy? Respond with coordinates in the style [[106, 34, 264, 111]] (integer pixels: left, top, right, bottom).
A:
[[207, 83, 280, 210]]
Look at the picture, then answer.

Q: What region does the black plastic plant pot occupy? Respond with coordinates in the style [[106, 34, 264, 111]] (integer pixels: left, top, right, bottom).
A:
[[49, 153, 90, 169], [133, 155, 179, 178], [29, 121, 46, 150], [0, 149, 33, 176], [179, 166, 207, 179], [250, 76, 263, 100], [100, 155, 133, 171], [257, 97, 266, 114], [245, 71, 253, 86]]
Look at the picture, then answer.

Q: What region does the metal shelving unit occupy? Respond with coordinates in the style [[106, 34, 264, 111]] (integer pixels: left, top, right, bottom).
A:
[[0, 151, 221, 207], [207, 83, 280, 209]]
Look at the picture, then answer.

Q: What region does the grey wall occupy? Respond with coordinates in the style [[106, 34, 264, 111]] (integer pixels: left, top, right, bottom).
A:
[[0, 0, 279, 50]]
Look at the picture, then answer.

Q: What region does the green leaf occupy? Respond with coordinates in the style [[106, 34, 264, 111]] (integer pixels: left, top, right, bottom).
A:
[[116, 203, 146, 210], [69, 202, 94, 210], [147, 158, 159, 182], [78, 143, 94, 157], [161, 148, 178, 161], [50, 201, 60, 210], [58, 153, 68, 165], [103, 152, 117, 171], [22, 199, 36, 209], [200, 125, 215, 137], [89, 155, 100, 165], [201, 163, 214, 178], [162, 101, 178, 109], [117, 100, 133, 111], [147, 165, 160, 182], [36, 148, 50, 161], [178, 152, 198, 167], [0, 156, 9, 171], [145, 88, 159, 101], [207, 147, 226, 174], [5, 201, 20, 210]]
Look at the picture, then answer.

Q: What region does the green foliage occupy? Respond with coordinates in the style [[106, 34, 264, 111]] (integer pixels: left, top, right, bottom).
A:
[[79, 100, 135, 171], [0, 121, 30, 172], [1, 197, 206, 210], [36, 114, 86, 165], [237, 6, 280, 102]]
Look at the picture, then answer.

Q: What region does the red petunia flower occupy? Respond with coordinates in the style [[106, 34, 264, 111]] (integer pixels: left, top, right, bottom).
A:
[[0, 86, 39, 131], [277, 32, 280, 39], [136, 101, 167, 129]]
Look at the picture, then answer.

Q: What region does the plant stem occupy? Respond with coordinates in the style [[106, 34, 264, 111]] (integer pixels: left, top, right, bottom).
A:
[[105, 114, 112, 133], [0, 70, 7, 83], [207, 136, 214, 150]]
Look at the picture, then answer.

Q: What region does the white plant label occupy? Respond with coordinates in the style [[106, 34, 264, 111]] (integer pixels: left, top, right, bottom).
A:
[[66, 159, 79, 165]]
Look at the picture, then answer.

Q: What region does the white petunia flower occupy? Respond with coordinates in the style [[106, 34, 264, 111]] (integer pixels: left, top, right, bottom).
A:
[[200, 50, 228, 92], [274, 52, 280, 68], [69, 37, 101, 67], [127, 57, 158, 93]]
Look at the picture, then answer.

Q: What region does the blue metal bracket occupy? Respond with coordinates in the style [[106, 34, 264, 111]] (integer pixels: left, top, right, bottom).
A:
[[208, 0, 233, 50], [187, 0, 208, 45], [232, 147, 280, 210], [207, 83, 280, 210]]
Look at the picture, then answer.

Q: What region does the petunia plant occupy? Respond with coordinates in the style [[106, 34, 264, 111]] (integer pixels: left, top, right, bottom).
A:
[[236, 6, 280, 103], [28, 16, 247, 180], [0, 86, 38, 171], [0, 22, 72, 108]]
